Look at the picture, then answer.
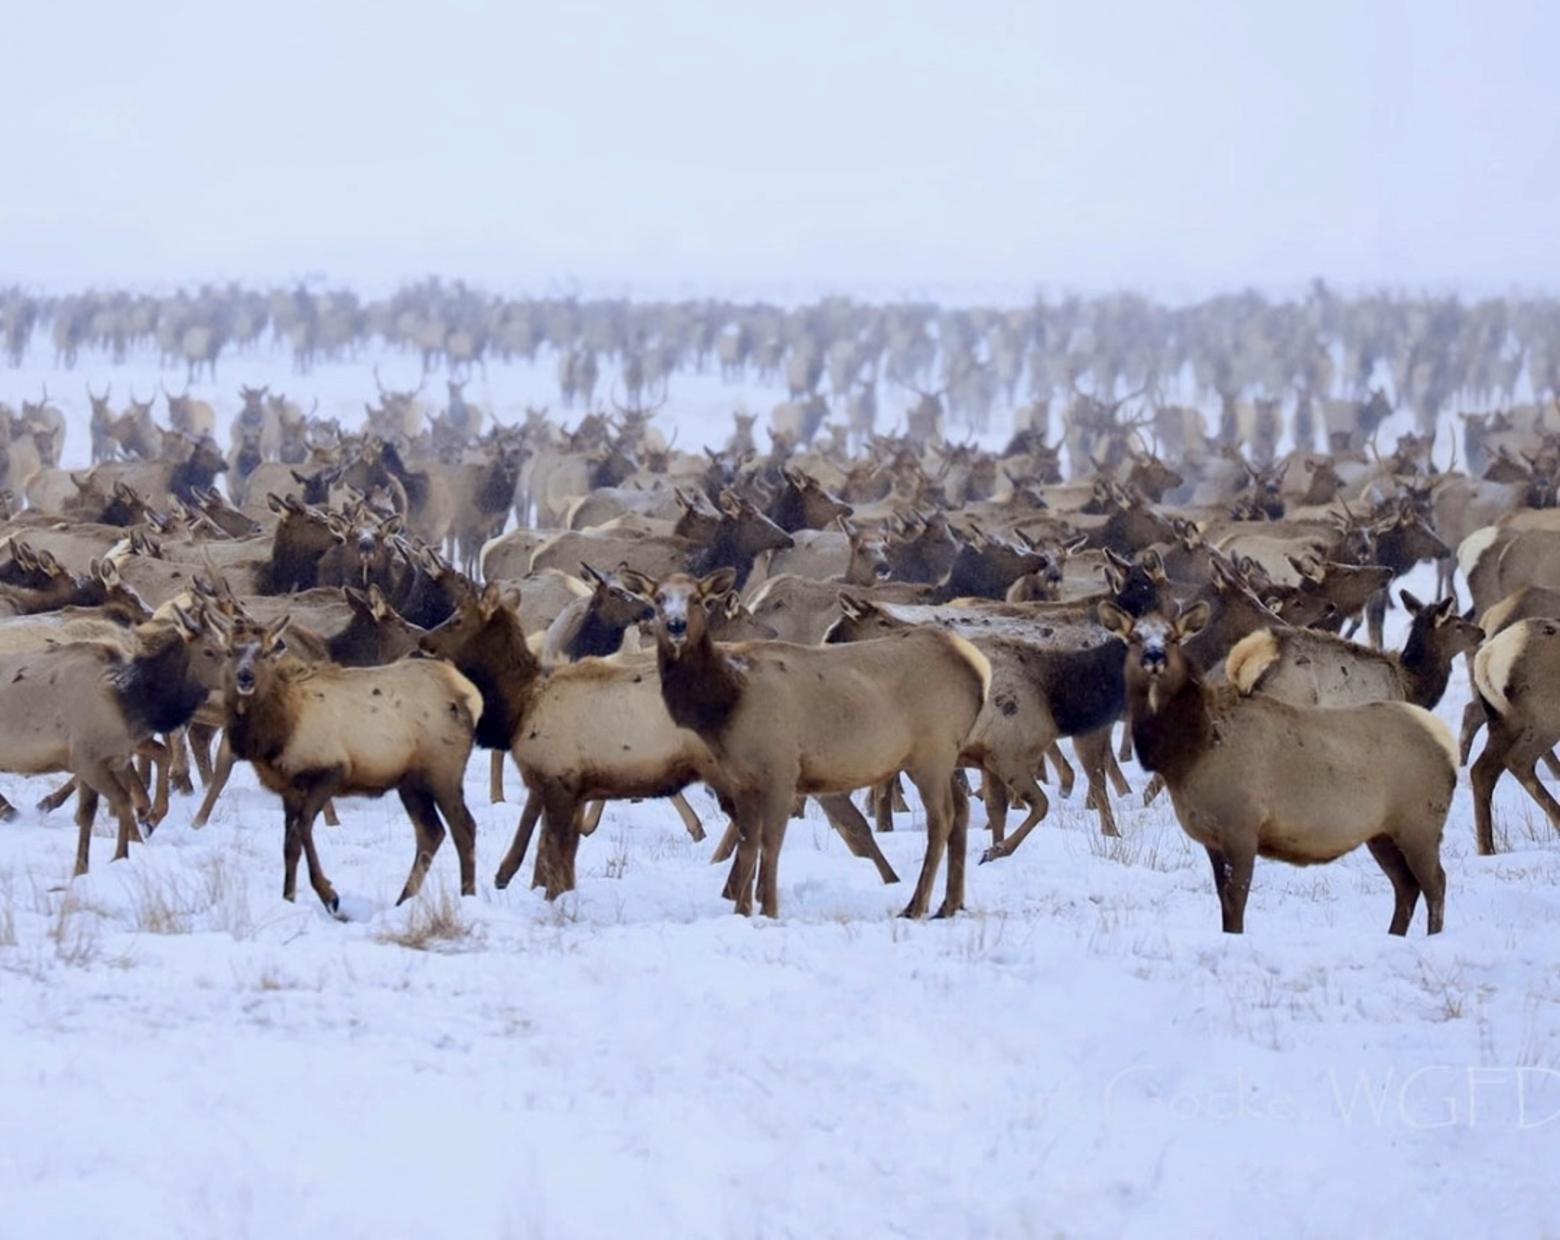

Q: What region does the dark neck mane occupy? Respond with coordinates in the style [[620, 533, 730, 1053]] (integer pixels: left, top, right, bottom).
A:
[[1397, 624, 1450, 708], [656, 632, 743, 738], [1127, 663, 1212, 787]]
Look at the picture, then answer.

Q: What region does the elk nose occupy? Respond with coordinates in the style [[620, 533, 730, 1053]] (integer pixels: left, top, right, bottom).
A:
[[666, 617, 687, 637], [1142, 650, 1167, 674]]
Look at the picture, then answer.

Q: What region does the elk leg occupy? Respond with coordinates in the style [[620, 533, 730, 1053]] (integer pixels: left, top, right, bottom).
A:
[[489, 750, 506, 803], [756, 786, 797, 919], [495, 791, 543, 890], [870, 779, 896, 832], [1366, 587, 1388, 650], [1116, 722, 1132, 764], [96, 761, 143, 863], [323, 800, 340, 827], [890, 774, 909, 814], [37, 777, 74, 815], [1470, 726, 1512, 856], [141, 738, 171, 826], [0, 792, 14, 822], [1104, 745, 1132, 798], [395, 786, 447, 905], [1217, 842, 1255, 933], [71, 784, 101, 878], [727, 793, 766, 916], [539, 786, 584, 901], [430, 778, 479, 897], [168, 728, 194, 796], [902, 767, 957, 919], [816, 792, 899, 884], [978, 758, 1051, 863], [711, 817, 742, 866], [1142, 773, 1166, 806], [191, 733, 235, 829], [188, 722, 217, 784], [1544, 750, 1560, 779], [1366, 836, 1422, 936], [1074, 728, 1121, 836], [1394, 832, 1446, 936], [1206, 846, 1229, 905], [669, 791, 706, 842], [292, 783, 342, 915], [1045, 743, 1075, 798], [1509, 752, 1560, 835], [938, 775, 970, 919], [981, 766, 1009, 843]]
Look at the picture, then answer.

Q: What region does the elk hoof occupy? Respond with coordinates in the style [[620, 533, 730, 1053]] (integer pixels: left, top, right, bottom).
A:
[[326, 896, 346, 921], [0, 803, 16, 822], [898, 904, 924, 920], [172, 775, 195, 796], [493, 873, 511, 891], [932, 903, 962, 920], [978, 847, 1001, 865]]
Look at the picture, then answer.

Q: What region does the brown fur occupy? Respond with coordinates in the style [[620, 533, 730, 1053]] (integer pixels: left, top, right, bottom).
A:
[[1102, 601, 1455, 934], [218, 615, 483, 914], [625, 569, 988, 918]]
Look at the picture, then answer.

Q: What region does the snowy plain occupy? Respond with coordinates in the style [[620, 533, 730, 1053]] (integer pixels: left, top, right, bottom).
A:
[[0, 341, 1558, 1239]]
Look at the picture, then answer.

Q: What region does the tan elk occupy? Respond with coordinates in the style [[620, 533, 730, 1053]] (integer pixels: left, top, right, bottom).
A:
[[1101, 601, 1456, 934], [623, 568, 989, 919], [213, 613, 484, 915]]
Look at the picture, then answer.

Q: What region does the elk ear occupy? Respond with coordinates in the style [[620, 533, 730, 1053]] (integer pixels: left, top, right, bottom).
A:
[[266, 492, 287, 514], [616, 568, 656, 599], [97, 558, 121, 586], [1103, 547, 1131, 573], [1174, 600, 1211, 640], [1141, 548, 1168, 583], [698, 567, 738, 598], [478, 582, 504, 618], [1432, 597, 1455, 624], [579, 562, 608, 589], [1064, 534, 1088, 557], [1097, 600, 1134, 641], [378, 514, 404, 537], [838, 593, 868, 621], [262, 614, 291, 653], [1399, 589, 1425, 616], [367, 584, 389, 618]]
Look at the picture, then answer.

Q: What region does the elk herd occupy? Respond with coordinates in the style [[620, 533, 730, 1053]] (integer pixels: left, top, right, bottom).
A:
[[4, 285, 1560, 936]]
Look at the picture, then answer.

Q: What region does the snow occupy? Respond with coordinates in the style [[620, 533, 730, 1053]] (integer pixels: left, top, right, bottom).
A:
[[1, 344, 1558, 1239]]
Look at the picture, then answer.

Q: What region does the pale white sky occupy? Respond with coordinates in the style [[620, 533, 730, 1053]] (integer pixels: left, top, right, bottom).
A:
[[6, 0, 1557, 298]]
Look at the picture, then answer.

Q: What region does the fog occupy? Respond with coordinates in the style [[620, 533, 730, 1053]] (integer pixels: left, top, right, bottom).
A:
[[7, 0, 1558, 297]]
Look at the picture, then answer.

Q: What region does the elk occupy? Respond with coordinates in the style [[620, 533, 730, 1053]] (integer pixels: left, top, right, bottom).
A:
[[623, 568, 989, 918], [213, 613, 484, 914], [1226, 592, 1483, 711], [0, 605, 222, 873], [419, 583, 899, 902], [1102, 601, 1455, 934], [1467, 618, 1560, 854]]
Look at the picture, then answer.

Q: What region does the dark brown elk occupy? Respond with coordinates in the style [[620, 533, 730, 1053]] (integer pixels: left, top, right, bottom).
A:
[[1103, 601, 1455, 934]]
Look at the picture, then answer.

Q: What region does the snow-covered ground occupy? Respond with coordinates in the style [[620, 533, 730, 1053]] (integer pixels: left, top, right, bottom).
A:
[[0, 346, 1557, 1238]]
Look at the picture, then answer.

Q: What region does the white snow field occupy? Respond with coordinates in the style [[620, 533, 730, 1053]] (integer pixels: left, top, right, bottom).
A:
[[0, 346, 1558, 1239]]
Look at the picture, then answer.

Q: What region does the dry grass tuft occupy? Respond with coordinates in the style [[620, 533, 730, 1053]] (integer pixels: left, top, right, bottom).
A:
[[376, 887, 482, 952]]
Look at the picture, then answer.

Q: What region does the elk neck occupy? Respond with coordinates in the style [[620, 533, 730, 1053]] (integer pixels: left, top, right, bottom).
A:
[[655, 626, 742, 737]]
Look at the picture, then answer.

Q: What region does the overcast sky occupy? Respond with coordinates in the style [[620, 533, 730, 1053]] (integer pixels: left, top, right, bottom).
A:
[[6, 0, 1558, 299]]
